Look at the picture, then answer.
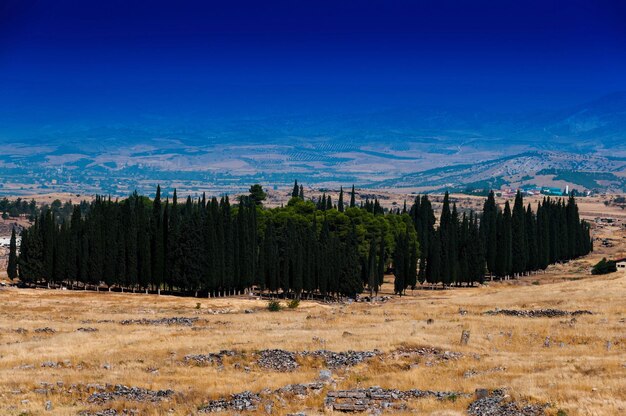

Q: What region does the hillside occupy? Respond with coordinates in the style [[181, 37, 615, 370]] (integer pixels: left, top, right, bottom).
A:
[[1, 94, 626, 196]]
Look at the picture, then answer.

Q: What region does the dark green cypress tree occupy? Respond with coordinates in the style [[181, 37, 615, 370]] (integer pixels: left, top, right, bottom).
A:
[[7, 227, 17, 280], [299, 184, 304, 199], [525, 204, 538, 272], [367, 238, 377, 296], [449, 203, 460, 285], [439, 192, 451, 285], [499, 201, 513, 277], [480, 191, 498, 276], [67, 205, 81, 286], [349, 185, 356, 208], [376, 235, 385, 292], [511, 191, 528, 276], [151, 185, 165, 292], [338, 187, 344, 212], [292, 180, 299, 198]]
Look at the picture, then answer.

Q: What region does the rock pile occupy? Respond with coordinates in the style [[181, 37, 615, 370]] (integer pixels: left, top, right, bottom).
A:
[[300, 350, 380, 368], [119, 317, 198, 326], [183, 350, 237, 366], [355, 295, 392, 303], [257, 349, 298, 371], [484, 309, 593, 318], [467, 389, 547, 416], [87, 384, 175, 404], [34, 327, 56, 334], [392, 346, 463, 361], [198, 391, 261, 413], [277, 382, 325, 396], [79, 410, 138, 416], [77, 327, 99, 332], [463, 367, 506, 378], [325, 387, 468, 412]]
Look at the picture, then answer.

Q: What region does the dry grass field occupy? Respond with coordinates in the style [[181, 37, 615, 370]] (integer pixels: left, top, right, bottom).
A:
[[0, 199, 625, 415]]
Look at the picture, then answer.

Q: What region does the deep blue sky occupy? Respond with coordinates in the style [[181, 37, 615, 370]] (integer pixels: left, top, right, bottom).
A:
[[1, 0, 625, 136]]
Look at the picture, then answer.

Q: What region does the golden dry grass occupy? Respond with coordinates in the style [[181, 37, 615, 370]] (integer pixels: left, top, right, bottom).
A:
[[0, 213, 625, 415]]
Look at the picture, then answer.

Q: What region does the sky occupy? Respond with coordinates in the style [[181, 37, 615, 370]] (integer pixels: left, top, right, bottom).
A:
[[1, 0, 625, 136]]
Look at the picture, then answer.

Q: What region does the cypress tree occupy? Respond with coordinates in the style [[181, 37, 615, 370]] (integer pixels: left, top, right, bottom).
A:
[[338, 186, 344, 212], [511, 191, 528, 276], [349, 185, 356, 208], [480, 191, 498, 276], [292, 180, 299, 198], [7, 227, 17, 280], [152, 185, 165, 292]]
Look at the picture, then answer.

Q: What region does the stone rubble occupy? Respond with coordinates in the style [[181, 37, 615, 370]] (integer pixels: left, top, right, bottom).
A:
[[198, 391, 261, 413], [325, 386, 469, 412], [484, 309, 593, 318], [183, 350, 237, 366], [257, 349, 298, 371], [34, 327, 56, 334], [300, 349, 381, 368], [119, 317, 198, 326], [77, 327, 99, 332], [391, 346, 463, 361], [467, 389, 547, 416], [78, 410, 138, 416], [87, 384, 175, 404]]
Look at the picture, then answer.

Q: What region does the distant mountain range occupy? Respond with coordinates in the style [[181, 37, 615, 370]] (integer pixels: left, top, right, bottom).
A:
[[0, 93, 624, 196]]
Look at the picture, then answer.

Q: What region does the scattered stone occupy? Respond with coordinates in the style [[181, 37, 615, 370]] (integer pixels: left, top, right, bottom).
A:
[[355, 295, 391, 303], [318, 369, 333, 382], [184, 350, 237, 366], [426, 318, 434, 325], [475, 389, 489, 399], [342, 331, 354, 337], [119, 317, 198, 326], [103, 363, 112, 370], [606, 341, 612, 351], [34, 327, 56, 334], [14, 328, 28, 334], [77, 327, 99, 332], [312, 336, 326, 345], [392, 346, 463, 361], [78, 410, 138, 416], [485, 309, 593, 318], [325, 386, 468, 412], [461, 330, 471, 345], [87, 384, 175, 404], [244, 309, 254, 314], [464, 367, 506, 378], [44, 400, 53, 411], [41, 361, 58, 368], [543, 336, 551, 348], [257, 349, 298, 372], [277, 382, 324, 396], [459, 308, 468, 316], [300, 350, 380, 368], [199, 391, 261, 412], [467, 389, 547, 415]]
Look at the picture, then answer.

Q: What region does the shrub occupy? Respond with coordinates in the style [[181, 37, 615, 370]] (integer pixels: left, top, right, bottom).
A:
[[591, 258, 617, 275], [267, 300, 282, 312], [195, 302, 201, 309], [557, 410, 568, 416], [287, 299, 300, 309]]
